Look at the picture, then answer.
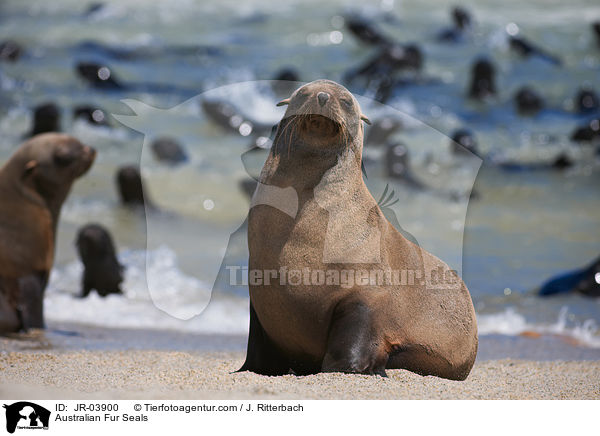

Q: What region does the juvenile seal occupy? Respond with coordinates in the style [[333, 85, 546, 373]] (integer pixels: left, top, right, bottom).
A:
[[29, 102, 61, 137], [574, 88, 599, 114], [468, 58, 496, 100], [436, 6, 472, 43], [344, 14, 392, 46], [151, 136, 188, 165], [76, 62, 122, 89], [76, 224, 124, 297], [508, 35, 562, 66], [385, 142, 425, 189], [0, 40, 22, 62], [0, 133, 96, 332], [240, 80, 477, 379], [514, 86, 544, 116], [115, 165, 152, 208]]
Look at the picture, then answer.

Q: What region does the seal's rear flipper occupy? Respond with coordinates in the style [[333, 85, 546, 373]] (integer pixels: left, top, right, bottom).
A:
[[322, 298, 388, 376], [237, 301, 291, 376]]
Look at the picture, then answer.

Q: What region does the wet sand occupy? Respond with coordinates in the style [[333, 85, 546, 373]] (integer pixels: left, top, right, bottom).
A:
[[1, 323, 599, 400]]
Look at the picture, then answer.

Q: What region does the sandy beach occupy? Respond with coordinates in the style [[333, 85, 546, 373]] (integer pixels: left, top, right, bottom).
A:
[[1, 351, 599, 400], [1, 323, 599, 400]]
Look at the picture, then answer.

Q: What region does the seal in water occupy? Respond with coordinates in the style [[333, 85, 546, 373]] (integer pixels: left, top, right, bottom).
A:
[[539, 256, 600, 297], [0, 133, 95, 332], [239, 80, 478, 380], [468, 58, 496, 100], [514, 86, 545, 116], [151, 136, 188, 165]]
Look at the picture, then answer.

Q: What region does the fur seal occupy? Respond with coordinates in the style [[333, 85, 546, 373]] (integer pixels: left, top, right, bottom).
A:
[[272, 67, 300, 97], [344, 15, 392, 46], [468, 58, 496, 100], [202, 99, 271, 137], [240, 80, 478, 379], [539, 256, 600, 297], [594, 22, 600, 48], [0, 40, 22, 62], [514, 86, 544, 116], [151, 137, 188, 165], [76, 224, 124, 297], [0, 133, 96, 332], [385, 142, 425, 189], [115, 165, 152, 208], [508, 35, 562, 66], [76, 62, 122, 89], [570, 118, 600, 142], [437, 6, 472, 43], [574, 88, 599, 114], [29, 103, 61, 137]]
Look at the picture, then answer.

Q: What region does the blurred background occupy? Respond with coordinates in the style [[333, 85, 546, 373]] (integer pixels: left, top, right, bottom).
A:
[[1, 0, 599, 358]]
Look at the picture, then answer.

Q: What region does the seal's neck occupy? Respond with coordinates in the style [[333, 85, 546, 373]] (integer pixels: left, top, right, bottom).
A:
[[266, 145, 363, 200]]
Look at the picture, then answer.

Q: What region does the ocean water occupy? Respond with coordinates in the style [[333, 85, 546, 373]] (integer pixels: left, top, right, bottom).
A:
[[1, 0, 599, 351]]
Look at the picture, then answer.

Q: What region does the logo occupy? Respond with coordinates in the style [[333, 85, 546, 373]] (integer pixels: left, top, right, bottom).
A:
[[3, 402, 50, 434]]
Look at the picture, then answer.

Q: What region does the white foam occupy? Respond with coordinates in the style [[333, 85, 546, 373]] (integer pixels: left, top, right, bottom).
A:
[[478, 307, 600, 348], [45, 247, 249, 334]]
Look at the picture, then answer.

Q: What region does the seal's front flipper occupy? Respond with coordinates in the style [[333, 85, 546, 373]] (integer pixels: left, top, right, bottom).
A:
[[238, 301, 290, 376], [17, 275, 45, 330], [322, 298, 388, 376]]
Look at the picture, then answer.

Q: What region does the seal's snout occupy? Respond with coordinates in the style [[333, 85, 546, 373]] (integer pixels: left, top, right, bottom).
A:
[[317, 92, 330, 107]]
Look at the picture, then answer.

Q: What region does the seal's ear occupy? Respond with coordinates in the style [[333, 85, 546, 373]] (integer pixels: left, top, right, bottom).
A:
[[23, 160, 37, 176], [360, 114, 371, 125], [276, 98, 291, 107]]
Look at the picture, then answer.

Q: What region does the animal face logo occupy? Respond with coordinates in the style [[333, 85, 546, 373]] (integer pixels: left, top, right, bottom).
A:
[[113, 81, 481, 319], [3, 402, 50, 433]]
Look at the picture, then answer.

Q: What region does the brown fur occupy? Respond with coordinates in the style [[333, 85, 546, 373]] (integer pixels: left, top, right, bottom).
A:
[[243, 80, 477, 380], [0, 133, 95, 332]]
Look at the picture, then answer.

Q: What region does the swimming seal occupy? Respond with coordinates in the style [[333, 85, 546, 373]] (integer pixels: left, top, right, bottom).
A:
[[539, 256, 600, 297], [468, 58, 496, 100], [76, 223, 124, 297], [574, 88, 599, 114], [0, 133, 96, 332], [436, 6, 472, 43], [514, 86, 544, 116], [240, 80, 478, 380], [0, 40, 22, 62], [385, 142, 425, 189], [151, 136, 188, 165]]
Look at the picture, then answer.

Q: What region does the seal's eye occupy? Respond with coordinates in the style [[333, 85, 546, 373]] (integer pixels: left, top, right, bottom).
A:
[[54, 149, 76, 167], [296, 90, 309, 100], [341, 98, 353, 108]]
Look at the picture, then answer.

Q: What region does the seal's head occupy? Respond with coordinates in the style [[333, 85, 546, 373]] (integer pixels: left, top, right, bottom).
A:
[[275, 80, 370, 154], [9, 133, 96, 208]]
